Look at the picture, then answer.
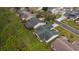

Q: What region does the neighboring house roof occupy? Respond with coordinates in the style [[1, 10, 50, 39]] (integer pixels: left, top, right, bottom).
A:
[[74, 12, 79, 16], [52, 37, 74, 51], [24, 17, 42, 29], [34, 24, 59, 43], [18, 8, 32, 21], [48, 7, 56, 12], [51, 37, 79, 51], [75, 19, 79, 25], [19, 10, 32, 21], [20, 13, 28, 19], [74, 12, 79, 19], [72, 40, 79, 51], [64, 12, 79, 20], [64, 12, 77, 19]]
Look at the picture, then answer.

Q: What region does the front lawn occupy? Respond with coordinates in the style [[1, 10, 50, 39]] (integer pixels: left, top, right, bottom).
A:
[[62, 20, 79, 30], [55, 26, 79, 43]]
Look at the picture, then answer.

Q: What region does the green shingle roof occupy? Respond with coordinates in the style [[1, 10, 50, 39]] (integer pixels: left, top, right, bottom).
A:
[[35, 24, 58, 42]]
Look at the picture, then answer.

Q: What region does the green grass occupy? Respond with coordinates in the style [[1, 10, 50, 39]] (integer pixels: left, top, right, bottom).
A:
[[55, 14, 61, 19], [62, 20, 79, 30], [55, 26, 79, 43], [0, 8, 49, 51]]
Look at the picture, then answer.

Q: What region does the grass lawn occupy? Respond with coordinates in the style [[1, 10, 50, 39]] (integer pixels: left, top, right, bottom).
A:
[[55, 14, 61, 19], [0, 8, 49, 51], [62, 20, 79, 30], [55, 26, 79, 43]]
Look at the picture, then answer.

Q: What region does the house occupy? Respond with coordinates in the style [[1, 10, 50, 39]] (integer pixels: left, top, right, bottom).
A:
[[75, 19, 79, 25], [19, 12, 31, 21], [51, 8, 63, 15], [72, 40, 79, 51], [51, 37, 74, 51], [29, 7, 43, 11], [19, 7, 32, 21], [63, 9, 79, 20], [51, 36, 79, 51], [63, 7, 73, 11], [48, 7, 55, 12], [34, 24, 59, 43], [64, 12, 77, 20], [24, 17, 46, 29], [74, 12, 79, 19], [28, 7, 43, 13], [48, 7, 65, 15]]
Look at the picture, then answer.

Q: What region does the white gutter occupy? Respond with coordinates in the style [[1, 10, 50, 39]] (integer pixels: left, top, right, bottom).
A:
[[45, 34, 59, 43], [34, 23, 46, 29], [34, 32, 43, 42]]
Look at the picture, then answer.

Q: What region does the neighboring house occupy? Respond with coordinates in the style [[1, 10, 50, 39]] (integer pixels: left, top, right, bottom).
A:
[[75, 19, 79, 25], [72, 40, 79, 51], [63, 7, 73, 12], [63, 11, 79, 20], [51, 37, 74, 51], [29, 7, 43, 11], [48, 7, 56, 12], [48, 7, 79, 20], [19, 7, 32, 21], [28, 7, 43, 13], [24, 17, 46, 29], [34, 24, 59, 43], [19, 12, 30, 21], [48, 7, 65, 15], [74, 12, 79, 19], [64, 12, 77, 20], [51, 36, 79, 51], [51, 8, 62, 15]]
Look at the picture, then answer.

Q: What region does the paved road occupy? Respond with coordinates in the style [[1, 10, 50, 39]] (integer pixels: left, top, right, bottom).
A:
[[55, 20, 79, 36]]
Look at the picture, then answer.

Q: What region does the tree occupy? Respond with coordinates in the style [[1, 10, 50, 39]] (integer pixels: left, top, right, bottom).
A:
[[36, 10, 45, 18], [42, 7, 48, 11], [36, 10, 57, 24]]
